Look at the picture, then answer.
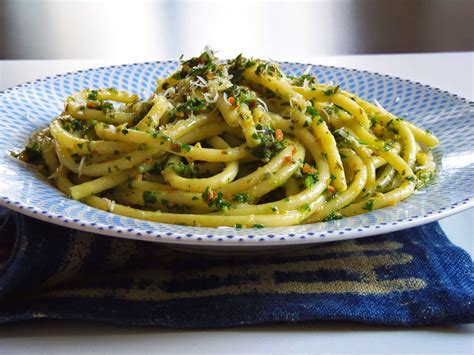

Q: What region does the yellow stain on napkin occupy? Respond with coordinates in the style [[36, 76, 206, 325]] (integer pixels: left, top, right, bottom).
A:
[[43, 240, 427, 300]]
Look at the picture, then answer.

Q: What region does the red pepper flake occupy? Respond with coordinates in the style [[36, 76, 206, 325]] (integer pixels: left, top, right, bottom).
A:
[[275, 129, 283, 142], [227, 97, 239, 109], [171, 143, 181, 152], [284, 155, 292, 164], [86, 102, 98, 109], [327, 185, 335, 193], [208, 190, 218, 200], [302, 164, 315, 174], [248, 100, 257, 110]]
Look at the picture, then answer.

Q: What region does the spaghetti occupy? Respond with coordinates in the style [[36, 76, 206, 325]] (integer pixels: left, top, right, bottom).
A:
[[16, 50, 438, 228]]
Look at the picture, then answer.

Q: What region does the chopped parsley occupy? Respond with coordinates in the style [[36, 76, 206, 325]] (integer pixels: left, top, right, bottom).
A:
[[322, 211, 343, 221], [383, 142, 394, 151], [300, 163, 319, 189], [143, 191, 157, 205], [173, 51, 218, 80], [172, 161, 196, 178], [304, 174, 318, 188], [201, 186, 230, 211], [250, 124, 285, 161], [227, 54, 256, 82], [369, 115, 377, 129], [291, 74, 317, 88], [323, 86, 339, 96], [12, 141, 43, 165], [415, 169, 435, 189], [300, 203, 311, 212], [148, 161, 161, 175], [62, 119, 90, 133], [87, 90, 99, 101], [254, 61, 282, 78], [362, 199, 375, 211], [306, 105, 319, 118], [232, 192, 249, 203], [173, 98, 208, 118], [180, 143, 192, 152]]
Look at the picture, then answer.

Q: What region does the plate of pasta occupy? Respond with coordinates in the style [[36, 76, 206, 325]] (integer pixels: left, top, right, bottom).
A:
[[0, 49, 473, 247]]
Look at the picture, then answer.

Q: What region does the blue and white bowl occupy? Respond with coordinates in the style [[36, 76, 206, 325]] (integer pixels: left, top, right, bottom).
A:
[[0, 61, 473, 248]]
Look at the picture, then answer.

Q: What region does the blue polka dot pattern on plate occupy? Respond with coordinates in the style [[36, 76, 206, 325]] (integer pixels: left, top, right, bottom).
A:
[[0, 61, 473, 246]]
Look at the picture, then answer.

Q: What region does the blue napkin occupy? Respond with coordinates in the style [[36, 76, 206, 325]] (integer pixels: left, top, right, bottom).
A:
[[0, 206, 472, 327]]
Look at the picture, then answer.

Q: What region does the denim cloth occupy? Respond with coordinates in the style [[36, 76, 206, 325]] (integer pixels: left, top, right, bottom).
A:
[[0, 207, 472, 327]]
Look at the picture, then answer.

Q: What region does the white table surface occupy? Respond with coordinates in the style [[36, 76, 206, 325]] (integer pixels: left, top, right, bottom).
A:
[[0, 52, 473, 355]]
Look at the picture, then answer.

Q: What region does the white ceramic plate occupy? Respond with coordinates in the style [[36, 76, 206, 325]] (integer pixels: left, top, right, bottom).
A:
[[0, 61, 473, 247]]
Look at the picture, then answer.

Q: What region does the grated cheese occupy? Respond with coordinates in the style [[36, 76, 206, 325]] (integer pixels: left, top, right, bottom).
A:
[[104, 198, 116, 212], [78, 156, 86, 177], [204, 91, 219, 103], [374, 98, 389, 114], [47, 163, 63, 180], [256, 98, 268, 112]]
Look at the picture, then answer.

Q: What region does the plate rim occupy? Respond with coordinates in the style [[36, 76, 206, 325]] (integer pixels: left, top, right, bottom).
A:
[[0, 59, 473, 247], [0, 195, 473, 246]]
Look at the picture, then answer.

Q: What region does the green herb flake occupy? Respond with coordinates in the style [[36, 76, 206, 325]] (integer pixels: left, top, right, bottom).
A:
[[143, 191, 157, 205], [13, 141, 43, 165], [181, 143, 192, 152], [369, 115, 377, 129], [232, 192, 249, 203], [383, 142, 394, 151], [304, 174, 318, 188], [87, 90, 98, 101], [362, 199, 375, 211], [148, 161, 161, 175], [172, 161, 195, 178], [306, 105, 319, 117], [322, 211, 343, 221], [300, 203, 311, 212], [201, 186, 230, 211], [323, 86, 339, 96]]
